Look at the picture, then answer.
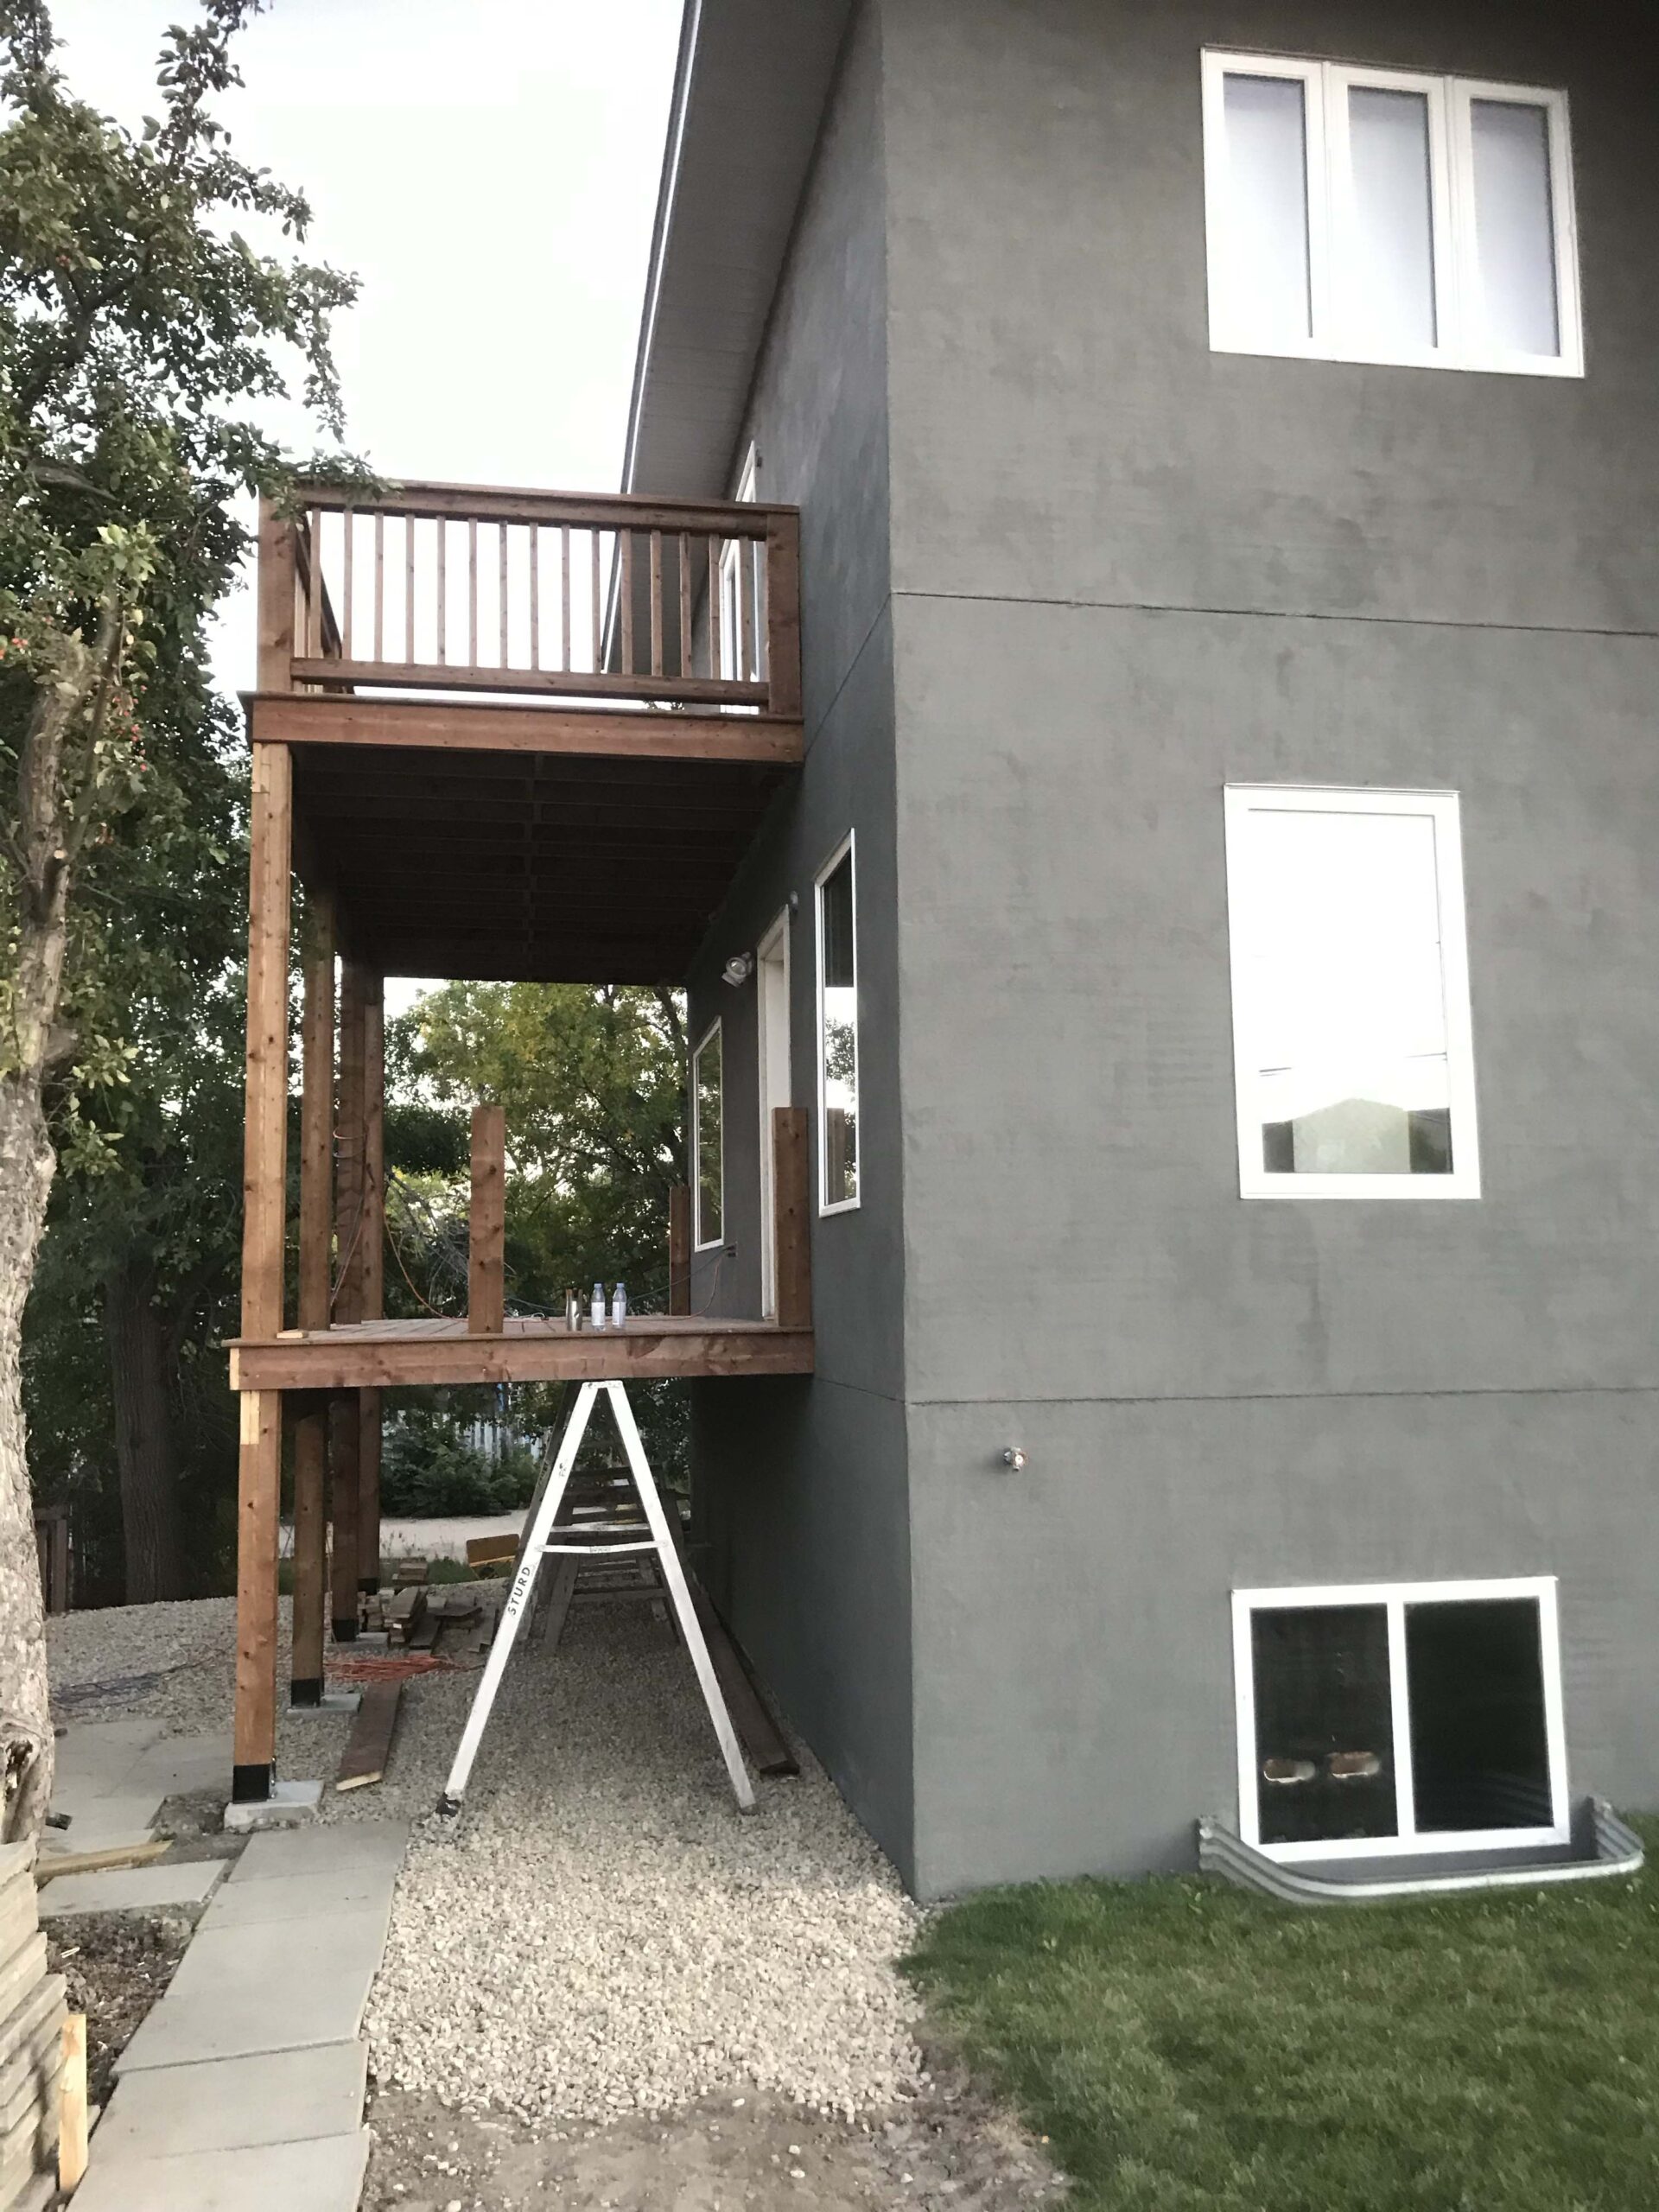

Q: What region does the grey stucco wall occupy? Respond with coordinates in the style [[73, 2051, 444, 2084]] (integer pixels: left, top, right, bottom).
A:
[[877, 0, 1659, 1891], [683, 1, 916, 1878]]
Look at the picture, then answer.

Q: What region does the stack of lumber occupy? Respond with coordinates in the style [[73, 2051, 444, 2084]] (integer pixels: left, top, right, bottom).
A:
[[0, 1843, 65, 2212]]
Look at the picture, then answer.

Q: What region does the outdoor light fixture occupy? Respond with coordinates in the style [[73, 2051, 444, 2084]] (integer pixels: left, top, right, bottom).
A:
[[1001, 1446, 1027, 1472], [721, 953, 754, 987]]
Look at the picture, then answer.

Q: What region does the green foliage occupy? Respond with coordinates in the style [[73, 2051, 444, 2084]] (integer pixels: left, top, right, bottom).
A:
[[379, 1406, 540, 1521], [906, 1822, 1659, 2211], [0, 1, 357, 1599]]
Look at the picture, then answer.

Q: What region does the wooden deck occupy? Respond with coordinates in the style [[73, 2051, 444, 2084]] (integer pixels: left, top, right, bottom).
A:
[[230, 1313, 815, 1391]]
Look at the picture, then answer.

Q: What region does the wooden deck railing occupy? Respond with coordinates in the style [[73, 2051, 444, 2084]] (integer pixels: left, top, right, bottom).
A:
[[257, 481, 802, 718]]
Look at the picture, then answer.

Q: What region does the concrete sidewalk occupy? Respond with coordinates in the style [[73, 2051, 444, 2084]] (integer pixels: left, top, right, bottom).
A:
[[72, 1821, 409, 2212]]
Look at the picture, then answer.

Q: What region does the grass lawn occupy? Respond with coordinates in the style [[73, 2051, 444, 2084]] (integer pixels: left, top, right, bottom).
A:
[[905, 1817, 1659, 2212]]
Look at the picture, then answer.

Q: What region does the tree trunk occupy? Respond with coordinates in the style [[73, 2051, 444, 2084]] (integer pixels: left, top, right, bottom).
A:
[[105, 1256, 185, 1604], [0, 1073, 57, 1841]]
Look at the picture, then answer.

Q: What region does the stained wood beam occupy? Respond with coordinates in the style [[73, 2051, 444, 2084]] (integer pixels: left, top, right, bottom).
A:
[[669, 1187, 691, 1315], [231, 1320, 815, 1393], [249, 693, 802, 764], [330, 960, 368, 1639], [290, 884, 334, 1707], [772, 1108, 812, 1332], [468, 1104, 506, 1336], [358, 976, 385, 1594], [233, 741, 291, 1802]]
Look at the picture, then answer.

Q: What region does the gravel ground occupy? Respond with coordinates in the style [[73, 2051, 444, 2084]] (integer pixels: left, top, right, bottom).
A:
[[46, 1594, 927, 2131]]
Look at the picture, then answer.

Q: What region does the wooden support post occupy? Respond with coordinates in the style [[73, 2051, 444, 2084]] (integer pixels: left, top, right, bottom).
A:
[[765, 510, 802, 718], [291, 887, 334, 1707], [772, 1107, 811, 1331], [668, 1186, 691, 1315], [257, 497, 297, 693], [59, 2012, 88, 2193], [330, 959, 366, 1640], [358, 976, 385, 1594], [233, 741, 291, 1802], [468, 1104, 505, 1335]]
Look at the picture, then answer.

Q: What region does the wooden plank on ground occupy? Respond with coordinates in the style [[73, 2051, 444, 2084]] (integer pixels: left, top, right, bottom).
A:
[[465, 1533, 518, 1571], [530, 1556, 578, 1652], [58, 2014, 87, 2192], [335, 1681, 402, 1792], [36, 1840, 170, 1885], [685, 1581, 798, 1777]]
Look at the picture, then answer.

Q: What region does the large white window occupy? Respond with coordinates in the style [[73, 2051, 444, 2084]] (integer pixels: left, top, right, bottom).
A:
[[1224, 786, 1480, 1200], [1233, 1578, 1570, 1863], [816, 833, 860, 1214], [1202, 51, 1582, 375], [692, 1020, 724, 1249]]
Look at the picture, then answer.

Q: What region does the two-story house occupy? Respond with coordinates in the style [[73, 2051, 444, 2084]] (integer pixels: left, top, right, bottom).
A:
[[643, 0, 1659, 1898]]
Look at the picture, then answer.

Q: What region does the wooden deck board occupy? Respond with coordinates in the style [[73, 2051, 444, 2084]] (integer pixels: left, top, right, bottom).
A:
[[228, 1314, 813, 1391]]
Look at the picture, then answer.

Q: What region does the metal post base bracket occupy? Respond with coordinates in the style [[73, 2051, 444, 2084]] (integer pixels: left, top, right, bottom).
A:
[[437, 1379, 755, 1816]]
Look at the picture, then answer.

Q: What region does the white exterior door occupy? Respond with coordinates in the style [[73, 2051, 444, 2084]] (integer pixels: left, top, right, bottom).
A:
[[756, 910, 791, 1318]]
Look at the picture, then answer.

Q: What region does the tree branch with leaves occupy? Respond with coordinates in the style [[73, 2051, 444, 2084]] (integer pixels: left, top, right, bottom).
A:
[[0, 0, 357, 1838]]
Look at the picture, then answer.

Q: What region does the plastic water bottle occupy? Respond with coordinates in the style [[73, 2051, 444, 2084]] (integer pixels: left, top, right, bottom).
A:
[[611, 1281, 628, 1327], [591, 1281, 605, 1329]]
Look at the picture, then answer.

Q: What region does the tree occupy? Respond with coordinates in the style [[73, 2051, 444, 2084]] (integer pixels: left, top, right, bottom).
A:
[[0, 0, 355, 1838]]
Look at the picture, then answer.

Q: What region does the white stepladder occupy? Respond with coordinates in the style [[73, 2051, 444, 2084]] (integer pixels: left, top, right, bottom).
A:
[[436, 1378, 755, 1815]]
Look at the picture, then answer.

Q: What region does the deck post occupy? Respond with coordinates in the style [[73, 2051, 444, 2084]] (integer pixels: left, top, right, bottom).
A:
[[233, 741, 292, 1802], [290, 885, 335, 1707], [668, 1186, 691, 1315], [256, 496, 296, 693], [468, 1104, 506, 1335], [357, 976, 385, 1594], [764, 510, 802, 719], [330, 959, 367, 1638], [772, 1107, 811, 1331]]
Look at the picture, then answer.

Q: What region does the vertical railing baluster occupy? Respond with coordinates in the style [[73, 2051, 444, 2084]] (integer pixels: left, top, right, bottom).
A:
[[620, 528, 634, 676], [499, 522, 510, 668], [373, 513, 385, 664], [467, 518, 478, 668], [436, 518, 448, 666], [590, 530, 601, 673], [737, 530, 753, 685], [562, 524, 572, 672], [340, 509, 353, 661], [404, 512, 416, 665], [649, 530, 664, 678], [708, 536, 721, 678], [678, 531, 692, 681], [529, 526, 540, 672]]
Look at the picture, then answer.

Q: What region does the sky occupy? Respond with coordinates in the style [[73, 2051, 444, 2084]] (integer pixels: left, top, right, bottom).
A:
[[48, 0, 683, 1008]]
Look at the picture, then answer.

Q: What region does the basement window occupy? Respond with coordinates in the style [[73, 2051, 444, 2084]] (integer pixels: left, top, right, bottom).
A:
[[1233, 1578, 1570, 1862], [817, 833, 860, 1213], [692, 1020, 724, 1249], [1201, 51, 1582, 375], [1223, 786, 1480, 1199]]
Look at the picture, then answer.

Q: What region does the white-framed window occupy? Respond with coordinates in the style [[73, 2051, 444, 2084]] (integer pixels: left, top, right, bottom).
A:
[[691, 1019, 724, 1249], [1232, 1577, 1570, 1863], [1201, 50, 1582, 376], [815, 832, 859, 1214], [719, 443, 764, 684], [1223, 785, 1480, 1200]]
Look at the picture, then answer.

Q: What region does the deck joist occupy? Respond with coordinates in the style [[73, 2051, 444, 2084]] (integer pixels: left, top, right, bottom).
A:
[[229, 1314, 816, 1392]]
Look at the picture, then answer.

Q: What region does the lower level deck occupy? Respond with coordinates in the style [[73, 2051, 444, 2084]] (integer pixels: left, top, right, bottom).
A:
[[229, 1314, 815, 1392]]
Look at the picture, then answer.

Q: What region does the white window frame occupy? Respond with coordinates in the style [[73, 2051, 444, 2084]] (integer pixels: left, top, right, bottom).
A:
[[756, 906, 792, 1319], [691, 1017, 725, 1252], [815, 830, 861, 1217], [1201, 49, 1583, 377], [1232, 1576, 1571, 1864], [1223, 785, 1481, 1202]]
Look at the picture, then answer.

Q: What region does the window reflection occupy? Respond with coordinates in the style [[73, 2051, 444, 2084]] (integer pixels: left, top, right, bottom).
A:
[[818, 846, 858, 1208]]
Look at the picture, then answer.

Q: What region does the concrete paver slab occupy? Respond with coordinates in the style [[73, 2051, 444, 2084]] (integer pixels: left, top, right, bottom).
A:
[[227, 1819, 408, 1885], [93, 2041, 367, 2159], [50, 1719, 167, 1794], [117, 1908, 390, 2070], [126, 1738, 232, 1799], [39, 1792, 165, 1856], [201, 1866, 394, 1929], [38, 1859, 226, 1919], [70, 2126, 369, 2212]]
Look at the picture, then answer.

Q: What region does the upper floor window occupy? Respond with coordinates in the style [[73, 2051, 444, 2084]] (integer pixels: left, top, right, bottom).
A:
[[1223, 786, 1480, 1199], [692, 1020, 724, 1249], [1201, 51, 1582, 376], [816, 834, 860, 1213]]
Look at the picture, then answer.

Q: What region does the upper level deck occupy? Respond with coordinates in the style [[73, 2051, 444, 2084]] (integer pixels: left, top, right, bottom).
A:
[[249, 480, 803, 982]]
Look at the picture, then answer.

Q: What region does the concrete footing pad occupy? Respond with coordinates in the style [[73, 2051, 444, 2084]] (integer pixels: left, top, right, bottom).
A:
[[222, 1778, 322, 1833], [287, 1689, 362, 1717]]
